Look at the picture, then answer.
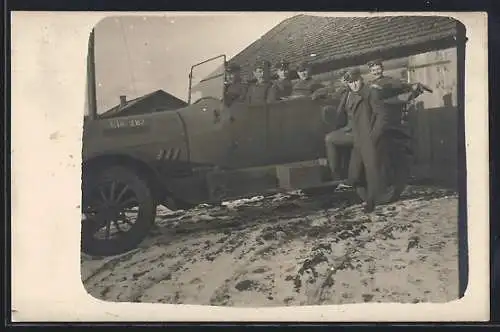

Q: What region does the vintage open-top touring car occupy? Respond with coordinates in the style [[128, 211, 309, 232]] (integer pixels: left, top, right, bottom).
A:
[[81, 30, 420, 257]]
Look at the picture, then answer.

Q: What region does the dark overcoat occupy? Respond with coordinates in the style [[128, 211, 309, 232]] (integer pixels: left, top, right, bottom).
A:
[[369, 75, 413, 99], [369, 75, 421, 104], [245, 80, 272, 104], [342, 85, 412, 205], [224, 80, 248, 105], [332, 87, 350, 130], [267, 79, 293, 101]]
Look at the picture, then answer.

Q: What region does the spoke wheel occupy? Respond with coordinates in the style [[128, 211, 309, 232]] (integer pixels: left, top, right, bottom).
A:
[[81, 166, 156, 256]]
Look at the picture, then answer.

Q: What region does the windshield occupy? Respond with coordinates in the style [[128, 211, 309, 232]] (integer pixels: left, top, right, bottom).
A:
[[189, 55, 226, 104]]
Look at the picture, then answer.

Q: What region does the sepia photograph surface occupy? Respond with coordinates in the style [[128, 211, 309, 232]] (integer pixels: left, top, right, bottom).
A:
[[81, 13, 466, 306], [10, 11, 489, 322]]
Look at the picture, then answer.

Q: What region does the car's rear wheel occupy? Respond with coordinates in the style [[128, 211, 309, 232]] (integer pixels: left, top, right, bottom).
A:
[[355, 183, 406, 205], [81, 166, 156, 257], [356, 143, 411, 206]]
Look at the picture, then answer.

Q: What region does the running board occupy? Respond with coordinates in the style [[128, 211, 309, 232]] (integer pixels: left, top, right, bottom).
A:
[[205, 158, 339, 201]]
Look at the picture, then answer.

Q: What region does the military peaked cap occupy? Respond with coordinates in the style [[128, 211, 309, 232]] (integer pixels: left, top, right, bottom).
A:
[[343, 67, 362, 82], [367, 58, 384, 67], [275, 60, 290, 70]]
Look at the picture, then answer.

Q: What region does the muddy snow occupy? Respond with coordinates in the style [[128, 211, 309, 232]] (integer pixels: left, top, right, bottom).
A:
[[81, 185, 460, 306]]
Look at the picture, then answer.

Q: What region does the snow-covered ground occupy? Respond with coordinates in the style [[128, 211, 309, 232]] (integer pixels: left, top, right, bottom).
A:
[[81, 185, 459, 306]]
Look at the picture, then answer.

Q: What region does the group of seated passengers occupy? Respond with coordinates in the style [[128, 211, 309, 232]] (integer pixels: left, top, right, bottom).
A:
[[224, 59, 325, 105]]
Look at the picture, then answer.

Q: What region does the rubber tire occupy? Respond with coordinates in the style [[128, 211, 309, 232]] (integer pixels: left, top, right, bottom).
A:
[[81, 166, 157, 257], [355, 183, 406, 205]]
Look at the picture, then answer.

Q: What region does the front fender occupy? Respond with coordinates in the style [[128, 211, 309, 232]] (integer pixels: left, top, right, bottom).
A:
[[83, 151, 172, 201]]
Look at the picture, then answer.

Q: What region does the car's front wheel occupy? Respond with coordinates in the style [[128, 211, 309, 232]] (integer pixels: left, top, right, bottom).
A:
[[81, 166, 157, 257]]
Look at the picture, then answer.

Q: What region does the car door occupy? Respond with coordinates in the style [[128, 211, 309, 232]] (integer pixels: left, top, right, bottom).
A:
[[266, 97, 332, 165], [178, 97, 233, 169], [225, 100, 270, 169], [179, 54, 235, 169]]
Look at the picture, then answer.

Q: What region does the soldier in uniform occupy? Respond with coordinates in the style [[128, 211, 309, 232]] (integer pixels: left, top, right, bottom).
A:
[[367, 59, 426, 103], [332, 67, 413, 213], [290, 62, 325, 97], [267, 60, 293, 101], [323, 69, 358, 181], [367, 58, 433, 127], [224, 63, 247, 105], [246, 60, 273, 104]]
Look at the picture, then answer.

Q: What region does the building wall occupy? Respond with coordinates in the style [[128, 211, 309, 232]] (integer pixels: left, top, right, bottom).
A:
[[407, 47, 459, 187]]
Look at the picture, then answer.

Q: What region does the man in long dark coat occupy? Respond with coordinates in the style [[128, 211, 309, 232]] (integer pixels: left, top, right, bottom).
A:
[[340, 68, 413, 213]]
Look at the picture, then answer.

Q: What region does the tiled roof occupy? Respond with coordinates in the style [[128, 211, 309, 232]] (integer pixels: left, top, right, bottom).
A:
[[229, 15, 459, 77]]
